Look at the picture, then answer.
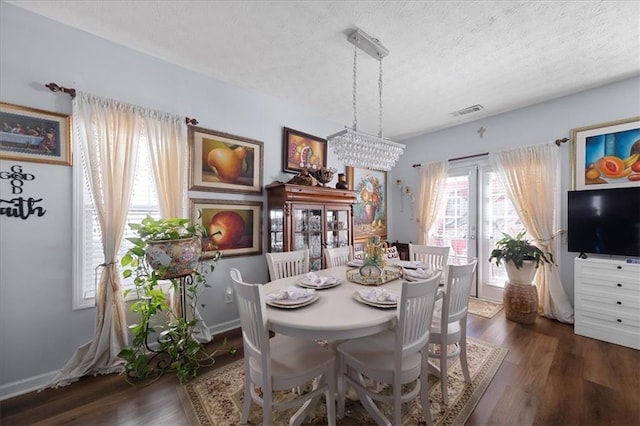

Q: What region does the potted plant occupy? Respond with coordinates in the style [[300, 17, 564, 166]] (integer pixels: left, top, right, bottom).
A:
[[488, 230, 554, 324], [118, 215, 234, 384], [488, 230, 553, 284]]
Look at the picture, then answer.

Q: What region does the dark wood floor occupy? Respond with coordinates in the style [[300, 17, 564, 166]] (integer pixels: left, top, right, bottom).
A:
[[2, 311, 639, 425]]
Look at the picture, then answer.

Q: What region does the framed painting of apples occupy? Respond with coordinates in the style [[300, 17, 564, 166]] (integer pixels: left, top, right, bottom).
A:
[[190, 198, 263, 258], [282, 127, 327, 174], [189, 126, 263, 194], [571, 117, 640, 190]]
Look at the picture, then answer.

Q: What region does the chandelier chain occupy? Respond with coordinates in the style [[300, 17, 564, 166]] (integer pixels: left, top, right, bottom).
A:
[[352, 44, 358, 131], [378, 57, 383, 138]]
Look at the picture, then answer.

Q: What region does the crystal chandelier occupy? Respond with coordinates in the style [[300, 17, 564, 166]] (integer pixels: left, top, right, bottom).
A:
[[327, 28, 405, 171]]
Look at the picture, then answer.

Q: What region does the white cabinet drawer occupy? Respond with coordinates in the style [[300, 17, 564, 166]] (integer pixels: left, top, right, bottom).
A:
[[576, 276, 640, 298], [575, 292, 640, 321], [575, 258, 640, 282], [575, 310, 640, 350]]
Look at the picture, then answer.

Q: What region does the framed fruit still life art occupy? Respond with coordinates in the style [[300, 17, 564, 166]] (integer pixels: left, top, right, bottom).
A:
[[571, 117, 640, 190], [282, 127, 327, 174], [190, 199, 263, 258], [189, 126, 263, 194]]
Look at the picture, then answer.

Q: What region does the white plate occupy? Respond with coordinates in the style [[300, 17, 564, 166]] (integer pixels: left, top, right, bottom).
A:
[[347, 259, 363, 267], [396, 260, 425, 269], [266, 294, 319, 309], [357, 289, 398, 305], [297, 277, 342, 289], [353, 292, 397, 309]]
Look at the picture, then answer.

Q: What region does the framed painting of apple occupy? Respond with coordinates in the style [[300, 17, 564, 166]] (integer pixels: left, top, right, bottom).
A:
[[189, 126, 263, 194], [191, 199, 263, 258]]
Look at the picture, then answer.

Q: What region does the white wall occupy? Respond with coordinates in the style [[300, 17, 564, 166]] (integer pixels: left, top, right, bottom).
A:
[[0, 2, 345, 398], [2, 1, 639, 399], [387, 76, 640, 306]]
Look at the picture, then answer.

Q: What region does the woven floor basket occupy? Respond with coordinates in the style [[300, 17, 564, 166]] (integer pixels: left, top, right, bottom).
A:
[[503, 282, 538, 324]]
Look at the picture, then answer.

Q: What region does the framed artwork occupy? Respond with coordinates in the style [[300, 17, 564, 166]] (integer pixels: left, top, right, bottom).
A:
[[347, 166, 387, 241], [189, 126, 263, 194], [0, 102, 71, 166], [571, 117, 640, 190], [190, 198, 263, 259], [282, 127, 327, 174]]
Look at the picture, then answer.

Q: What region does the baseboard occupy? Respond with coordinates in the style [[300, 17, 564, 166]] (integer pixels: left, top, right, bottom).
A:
[[0, 320, 241, 402]]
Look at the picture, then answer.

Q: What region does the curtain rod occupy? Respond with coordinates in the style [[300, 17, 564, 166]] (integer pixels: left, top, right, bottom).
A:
[[412, 152, 489, 168], [45, 81, 199, 125], [412, 138, 570, 168]]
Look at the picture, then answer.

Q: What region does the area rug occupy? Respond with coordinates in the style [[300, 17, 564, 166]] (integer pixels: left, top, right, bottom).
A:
[[468, 297, 504, 319], [178, 337, 507, 425]]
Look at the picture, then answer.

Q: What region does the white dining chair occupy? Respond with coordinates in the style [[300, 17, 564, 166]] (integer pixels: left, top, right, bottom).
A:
[[230, 268, 337, 426], [265, 249, 310, 280], [427, 259, 478, 405], [409, 244, 450, 272], [324, 245, 351, 268], [336, 272, 442, 426]]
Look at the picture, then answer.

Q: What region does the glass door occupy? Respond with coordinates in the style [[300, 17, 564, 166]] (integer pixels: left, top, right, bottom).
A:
[[325, 207, 350, 250], [430, 165, 478, 296], [292, 206, 323, 271], [431, 159, 524, 302]]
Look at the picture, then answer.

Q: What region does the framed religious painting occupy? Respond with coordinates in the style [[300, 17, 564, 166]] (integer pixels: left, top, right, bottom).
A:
[[571, 116, 640, 190], [347, 166, 387, 241], [189, 126, 263, 194], [0, 102, 72, 166], [282, 127, 327, 174], [190, 198, 263, 258]]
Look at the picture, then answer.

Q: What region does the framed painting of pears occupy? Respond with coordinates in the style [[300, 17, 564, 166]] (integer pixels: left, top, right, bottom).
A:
[[189, 126, 263, 194]]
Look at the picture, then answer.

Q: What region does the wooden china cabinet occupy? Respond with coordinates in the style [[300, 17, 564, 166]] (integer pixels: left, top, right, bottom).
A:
[[266, 182, 356, 271]]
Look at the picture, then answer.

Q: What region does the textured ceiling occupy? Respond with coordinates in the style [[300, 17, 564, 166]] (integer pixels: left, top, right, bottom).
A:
[[5, 0, 640, 140]]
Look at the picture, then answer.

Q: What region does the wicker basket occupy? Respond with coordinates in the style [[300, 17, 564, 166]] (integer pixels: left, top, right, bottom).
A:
[[503, 281, 538, 324]]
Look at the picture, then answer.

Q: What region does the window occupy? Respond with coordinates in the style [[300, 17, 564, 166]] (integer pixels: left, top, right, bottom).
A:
[[73, 141, 159, 309]]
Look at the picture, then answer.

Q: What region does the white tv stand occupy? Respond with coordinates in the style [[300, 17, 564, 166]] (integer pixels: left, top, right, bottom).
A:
[[574, 256, 640, 350]]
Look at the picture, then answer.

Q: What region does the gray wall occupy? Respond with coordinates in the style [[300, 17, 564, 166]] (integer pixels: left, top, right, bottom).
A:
[[1, 1, 639, 399], [388, 77, 640, 306]]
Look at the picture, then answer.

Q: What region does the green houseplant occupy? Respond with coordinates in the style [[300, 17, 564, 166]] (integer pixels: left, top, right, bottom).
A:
[[488, 230, 553, 270], [118, 215, 234, 384], [488, 230, 554, 324]]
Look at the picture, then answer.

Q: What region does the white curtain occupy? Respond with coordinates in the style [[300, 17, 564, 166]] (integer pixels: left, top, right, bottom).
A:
[[417, 161, 449, 244], [490, 144, 574, 323], [49, 93, 141, 386], [143, 112, 212, 343]]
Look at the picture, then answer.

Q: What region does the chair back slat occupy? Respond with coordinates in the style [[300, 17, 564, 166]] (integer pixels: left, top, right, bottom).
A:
[[397, 272, 441, 361], [442, 260, 478, 323], [230, 268, 269, 363], [265, 249, 310, 280], [409, 244, 450, 272], [324, 245, 351, 268]]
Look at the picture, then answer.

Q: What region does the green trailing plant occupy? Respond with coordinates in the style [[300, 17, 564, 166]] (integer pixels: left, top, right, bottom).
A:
[[488, 230, 554, 269], [118, 215, 235, 384]]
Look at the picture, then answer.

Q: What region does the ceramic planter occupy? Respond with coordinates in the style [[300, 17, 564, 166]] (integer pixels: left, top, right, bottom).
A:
[[145, 236, 202, 279]]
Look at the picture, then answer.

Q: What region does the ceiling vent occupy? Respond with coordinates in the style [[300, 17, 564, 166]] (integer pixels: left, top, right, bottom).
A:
[[451, 104, 484, 116]]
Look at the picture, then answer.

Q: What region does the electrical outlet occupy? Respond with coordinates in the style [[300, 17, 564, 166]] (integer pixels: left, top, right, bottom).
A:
[[225, 287, 233, 303]]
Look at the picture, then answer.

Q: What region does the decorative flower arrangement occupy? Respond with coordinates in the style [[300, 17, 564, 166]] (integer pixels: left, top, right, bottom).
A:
[[356, 174, 384, 211]]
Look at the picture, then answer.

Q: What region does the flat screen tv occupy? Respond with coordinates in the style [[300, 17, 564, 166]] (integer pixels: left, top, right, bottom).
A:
[[567, 187, 640, 257]]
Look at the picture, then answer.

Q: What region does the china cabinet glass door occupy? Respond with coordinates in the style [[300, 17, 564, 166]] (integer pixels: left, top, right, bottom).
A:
[[325, 207, 350, 250], [293, 206, 323, 271]]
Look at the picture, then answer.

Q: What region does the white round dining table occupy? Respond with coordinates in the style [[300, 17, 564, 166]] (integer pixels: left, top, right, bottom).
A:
[[264, 265, 405, 341]]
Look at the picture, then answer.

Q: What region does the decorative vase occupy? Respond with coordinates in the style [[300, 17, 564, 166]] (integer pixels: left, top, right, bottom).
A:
[[335, 173, 349, 189], [364, 204, 376, 224], [145, 236, 202, 279]]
